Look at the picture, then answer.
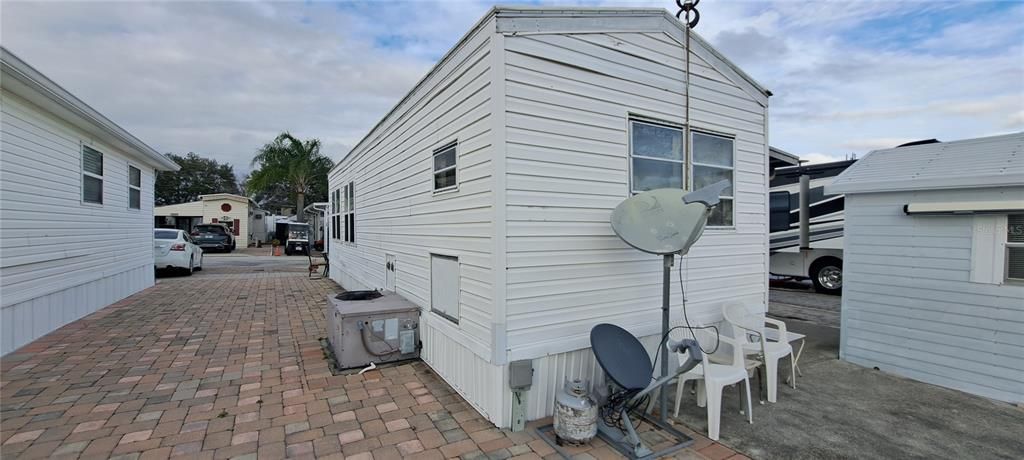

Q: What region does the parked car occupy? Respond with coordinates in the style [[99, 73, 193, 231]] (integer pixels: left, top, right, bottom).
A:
[[154, 229, 203, 275], [192, 223, 236, 253]]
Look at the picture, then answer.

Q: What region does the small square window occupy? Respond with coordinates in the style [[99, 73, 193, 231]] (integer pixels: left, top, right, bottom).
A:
[[432, 143, 457, 192], [691, 131, 735, 227], [630, 121, 684, 194]]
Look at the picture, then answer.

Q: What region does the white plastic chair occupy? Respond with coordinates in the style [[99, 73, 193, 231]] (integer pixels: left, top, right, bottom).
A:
[[673, 329, 752, 441], [722, 303, 795, 403]]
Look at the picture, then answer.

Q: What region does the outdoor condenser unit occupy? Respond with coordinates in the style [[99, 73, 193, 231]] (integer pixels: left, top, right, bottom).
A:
[[327, 291, 420, 369]]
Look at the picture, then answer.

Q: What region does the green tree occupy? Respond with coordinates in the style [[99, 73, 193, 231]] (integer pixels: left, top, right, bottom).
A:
[[248, 132, 334, 221], [155, 153, 240, 206]]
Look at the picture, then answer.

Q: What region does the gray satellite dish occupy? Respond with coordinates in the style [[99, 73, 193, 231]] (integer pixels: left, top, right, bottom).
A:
[[604, 179, 731, 433], [611, 180, 730, 256]]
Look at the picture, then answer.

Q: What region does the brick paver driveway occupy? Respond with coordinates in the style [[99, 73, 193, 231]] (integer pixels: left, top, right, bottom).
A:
[[1, 255, 742, 460]]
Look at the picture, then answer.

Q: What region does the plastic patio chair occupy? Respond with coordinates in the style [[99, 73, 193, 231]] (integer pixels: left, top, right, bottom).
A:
[[672, 328, 753, 441], [722, 303, 795, 403]]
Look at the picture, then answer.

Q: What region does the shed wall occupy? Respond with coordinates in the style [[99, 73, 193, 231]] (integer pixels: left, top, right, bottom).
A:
[[0, 89, 156, 355], [841, 188, 1024, 403], [501, 31, 769, 360], [327, 18, 502, 421]]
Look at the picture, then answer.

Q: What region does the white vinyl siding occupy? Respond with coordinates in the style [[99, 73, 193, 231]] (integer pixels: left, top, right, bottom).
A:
[[840, 188, 1024, 404], [327, 16, 496, 366], [1, 88, 158, 355], [692, 130, 735, 227], [128, 165, 141, 209], [502, 31, 767, 358], [433, 142, 458, 192], [430, 254, 460, 323]]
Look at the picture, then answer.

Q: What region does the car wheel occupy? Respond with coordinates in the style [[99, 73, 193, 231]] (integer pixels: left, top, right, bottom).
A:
[[810, 257, 842, 295], [186, 256, 194, 276], [194, 254, 203, 271]]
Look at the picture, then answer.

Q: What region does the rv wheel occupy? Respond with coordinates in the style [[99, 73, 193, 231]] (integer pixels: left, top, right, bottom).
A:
[[810, 257, 842, 295]]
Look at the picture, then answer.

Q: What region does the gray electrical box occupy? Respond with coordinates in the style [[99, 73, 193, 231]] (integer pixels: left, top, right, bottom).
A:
[[509, 359, 533, 390], [327, 291, 420, 369]]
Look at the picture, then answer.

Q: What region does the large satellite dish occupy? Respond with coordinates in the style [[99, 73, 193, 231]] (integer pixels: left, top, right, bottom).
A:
[[611, 180, 730, 256]]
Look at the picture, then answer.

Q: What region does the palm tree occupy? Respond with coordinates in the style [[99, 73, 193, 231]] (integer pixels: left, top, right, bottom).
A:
[[248, 132, 334, 222]]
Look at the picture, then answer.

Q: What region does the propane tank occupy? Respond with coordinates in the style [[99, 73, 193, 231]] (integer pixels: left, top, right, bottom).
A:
[[553, 379, 597, 445]]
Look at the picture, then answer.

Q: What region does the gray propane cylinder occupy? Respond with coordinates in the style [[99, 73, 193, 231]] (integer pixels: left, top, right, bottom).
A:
[[553, 379, 597, 445]]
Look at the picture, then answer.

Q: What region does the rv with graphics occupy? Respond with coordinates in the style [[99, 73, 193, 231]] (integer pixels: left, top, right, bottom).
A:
[[769, 159, 855, 294]]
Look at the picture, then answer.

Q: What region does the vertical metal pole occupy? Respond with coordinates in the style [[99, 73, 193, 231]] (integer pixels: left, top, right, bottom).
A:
[[799, 174, 810, 249], [660, 254, 673, 422]]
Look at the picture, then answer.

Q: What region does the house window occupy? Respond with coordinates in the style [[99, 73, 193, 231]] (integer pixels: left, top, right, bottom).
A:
[[1007, 214, 1024, 281], [433, 142, 457, 192], [630, 120, 684, 193], [330, 188, 342, 241], [430, 254, 459, 323], [82, 145, 104, 204], [344, 182, 355, 243], [128, 165, 142, 209], [691, 131, 735, 227]]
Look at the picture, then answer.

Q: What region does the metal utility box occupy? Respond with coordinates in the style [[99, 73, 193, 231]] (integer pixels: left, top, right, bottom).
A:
[[327, 291, 420, 369]]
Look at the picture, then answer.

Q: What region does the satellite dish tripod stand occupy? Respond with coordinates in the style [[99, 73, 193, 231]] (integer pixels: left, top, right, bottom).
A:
[[591, 322, 704, 459]]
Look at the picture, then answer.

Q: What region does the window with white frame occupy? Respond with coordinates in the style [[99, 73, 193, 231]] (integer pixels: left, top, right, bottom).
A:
[[430, 254, 459, 323], [630, 120, 684, 193], [82, 145, 104, 204], [691, 131, 735, 227], [344, 181, 355, 243], [1007, 214, 1024, 281], [330, 188, 342, 241], [128, 165, 142, 209], [432, 142, 457, 192]]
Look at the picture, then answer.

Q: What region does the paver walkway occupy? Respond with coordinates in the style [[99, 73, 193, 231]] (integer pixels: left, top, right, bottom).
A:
[[1, 259, 745, 459]]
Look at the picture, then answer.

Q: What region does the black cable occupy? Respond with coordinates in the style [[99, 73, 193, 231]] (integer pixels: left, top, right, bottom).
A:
[[678, 257, 720, 355], [649, 256, 721, 377]]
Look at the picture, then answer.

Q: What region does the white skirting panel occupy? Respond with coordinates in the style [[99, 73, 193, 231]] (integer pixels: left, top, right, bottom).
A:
[[420, 315, 508, 426], [0, 264, 153, 356], [526, 333, 664, 420]]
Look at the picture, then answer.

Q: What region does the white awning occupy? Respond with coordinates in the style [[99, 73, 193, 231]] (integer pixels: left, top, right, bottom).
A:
[[903, 200, 1024, 215]]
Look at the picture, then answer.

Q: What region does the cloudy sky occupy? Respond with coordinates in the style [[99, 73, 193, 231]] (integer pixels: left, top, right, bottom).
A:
[[3, 1, 1022, 172]]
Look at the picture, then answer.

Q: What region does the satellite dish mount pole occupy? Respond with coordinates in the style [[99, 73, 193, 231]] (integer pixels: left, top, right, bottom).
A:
[[659, 253, 674, 423]]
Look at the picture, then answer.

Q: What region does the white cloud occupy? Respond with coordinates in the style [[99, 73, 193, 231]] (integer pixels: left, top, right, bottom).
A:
[[2, 0, 1021, 173]]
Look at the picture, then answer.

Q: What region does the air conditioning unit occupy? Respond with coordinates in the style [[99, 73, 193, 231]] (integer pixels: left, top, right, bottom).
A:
[[327, 291, 420, 369]]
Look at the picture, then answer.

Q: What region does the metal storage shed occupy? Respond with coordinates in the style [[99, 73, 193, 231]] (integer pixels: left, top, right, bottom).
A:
[[326, 7, 772, 427], [828, 132, 1024, 404]]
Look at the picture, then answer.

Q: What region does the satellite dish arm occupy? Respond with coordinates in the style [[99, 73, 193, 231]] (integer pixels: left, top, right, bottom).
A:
[[683, 180, 730, 207], [626, 339, 704, 403]]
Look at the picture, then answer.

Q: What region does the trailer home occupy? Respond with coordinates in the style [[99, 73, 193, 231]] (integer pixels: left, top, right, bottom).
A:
[[828, 132, 1024, 404], [1, 47, 180, 355], [327, 7, 771, 427]]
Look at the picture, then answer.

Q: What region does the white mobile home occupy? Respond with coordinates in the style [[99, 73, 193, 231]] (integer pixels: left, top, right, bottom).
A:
[[828, 132, 1024, 404], [0, 47, 180, 355], [327, 7, 771, 426]]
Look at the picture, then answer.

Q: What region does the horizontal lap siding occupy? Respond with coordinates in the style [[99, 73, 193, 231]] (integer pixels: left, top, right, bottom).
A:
[[502, 32, 768, 359], [1, 89, 156, 354], [841, 191, 1024, 403], [328, 23, 495, 361]]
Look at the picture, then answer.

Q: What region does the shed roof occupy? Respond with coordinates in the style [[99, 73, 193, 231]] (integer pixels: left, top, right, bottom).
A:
[[827, 132, 1024, 195], [0, 47, 179, 171]]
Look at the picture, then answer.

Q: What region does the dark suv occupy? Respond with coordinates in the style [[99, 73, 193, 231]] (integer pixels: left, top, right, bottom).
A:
[[192, 224, 236, 253]]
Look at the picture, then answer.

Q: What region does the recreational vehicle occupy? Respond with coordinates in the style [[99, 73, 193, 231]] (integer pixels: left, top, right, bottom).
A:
[[769, 160, 855, 294]]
